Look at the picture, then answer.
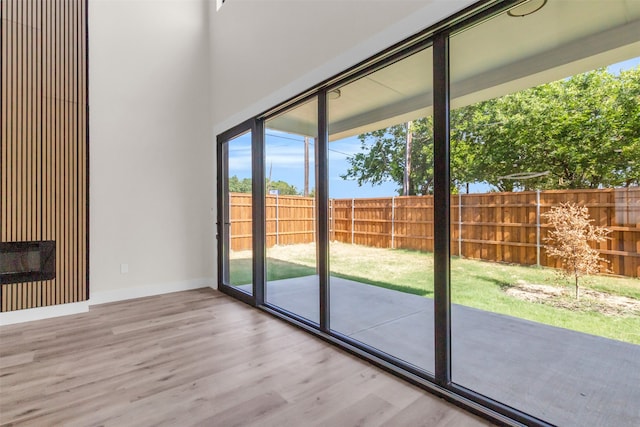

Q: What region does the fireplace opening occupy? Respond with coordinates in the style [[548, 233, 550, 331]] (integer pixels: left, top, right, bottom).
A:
[[0, 241, 55, 284]]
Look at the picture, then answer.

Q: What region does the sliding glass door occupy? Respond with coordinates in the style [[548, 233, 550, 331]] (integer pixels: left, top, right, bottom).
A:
[[449, 3, 640, 425], [327, 46, 435, 373], [218, 123, 256, 300], [216, 1, 640, 424], [264, 97, 320, 324]]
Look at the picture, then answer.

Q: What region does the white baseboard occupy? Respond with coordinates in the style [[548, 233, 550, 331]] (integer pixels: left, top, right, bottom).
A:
[[89, 278, 215, 306], [0, 279, 216, 326], [0, 301, 90, 326]]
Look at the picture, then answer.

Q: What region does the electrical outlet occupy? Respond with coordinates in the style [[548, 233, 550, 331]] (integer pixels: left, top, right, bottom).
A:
[[120, 263, 129, 274]]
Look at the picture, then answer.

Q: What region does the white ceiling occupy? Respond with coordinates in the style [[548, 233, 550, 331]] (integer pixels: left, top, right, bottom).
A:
[[267, 0, 640, 141]]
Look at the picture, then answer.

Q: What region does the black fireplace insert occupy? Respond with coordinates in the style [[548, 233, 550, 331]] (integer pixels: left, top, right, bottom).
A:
[[0, 241, 56, 284]]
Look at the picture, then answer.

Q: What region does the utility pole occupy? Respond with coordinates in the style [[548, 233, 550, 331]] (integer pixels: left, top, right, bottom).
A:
[[304, 136, 310, 196], [403, 121, 412, 196]]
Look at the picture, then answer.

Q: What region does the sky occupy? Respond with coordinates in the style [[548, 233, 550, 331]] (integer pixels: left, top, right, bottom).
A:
[[608, 57, 640, 75], [228, 131, 399, 198], [227, 57, 639, 199]]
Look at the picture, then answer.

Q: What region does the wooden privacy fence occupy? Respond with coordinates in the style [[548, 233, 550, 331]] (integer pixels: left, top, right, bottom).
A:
[[230, 188, 640, 277], [266, 194, 315, 247], [230, 193, 316, 251]]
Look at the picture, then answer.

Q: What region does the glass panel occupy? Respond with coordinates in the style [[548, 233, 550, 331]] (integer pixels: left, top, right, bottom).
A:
[[265, 98, 319, 323], [0, 251, 40, 273], [328, 46, 435, 373], [225, 131, 253, 293], [450, 1, 640, 425]]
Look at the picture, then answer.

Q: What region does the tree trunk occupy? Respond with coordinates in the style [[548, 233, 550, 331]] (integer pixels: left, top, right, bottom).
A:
[[575, 276, 580, 300]]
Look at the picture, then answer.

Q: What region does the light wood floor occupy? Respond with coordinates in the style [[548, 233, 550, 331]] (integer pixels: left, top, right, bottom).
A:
[[0, 288, 492, 426]]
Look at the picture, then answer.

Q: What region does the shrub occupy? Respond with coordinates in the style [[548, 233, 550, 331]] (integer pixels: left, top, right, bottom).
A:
[[543, 202, 611, 299]]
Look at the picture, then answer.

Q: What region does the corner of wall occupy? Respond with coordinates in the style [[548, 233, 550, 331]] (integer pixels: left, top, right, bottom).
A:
[[90, 278, 215, 305], [0, 302, 90, 326]]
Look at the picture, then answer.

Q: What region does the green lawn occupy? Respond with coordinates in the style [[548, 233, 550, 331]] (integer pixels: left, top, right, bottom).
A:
[[230, 242, 640, 344]]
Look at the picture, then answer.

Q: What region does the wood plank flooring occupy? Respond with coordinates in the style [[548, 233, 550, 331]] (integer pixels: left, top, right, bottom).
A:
[[0, 288, 492, 426]]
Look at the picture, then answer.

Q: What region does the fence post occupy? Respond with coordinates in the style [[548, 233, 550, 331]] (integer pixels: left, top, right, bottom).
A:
[[351, 198, 355, 244], [312, 197, 316, 243], [275, 194, 279, 246], [536, 189, 541, 267], [624, 187, 631, 225], [458, 192, 462, 258], [391, 197, 396, 249], [329, 198, 333, 241]]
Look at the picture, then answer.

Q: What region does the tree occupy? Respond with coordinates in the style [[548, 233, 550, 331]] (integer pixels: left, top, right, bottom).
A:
[[613, 67, 640, 187], [455, 68, 640, 191], [341, 118, 435, 195], [542, 202, 611, 299], [344, 68, 640, 193], [228, 175, 252, 193], [267, 179, 299, 196], [228, 176, 299, 195]]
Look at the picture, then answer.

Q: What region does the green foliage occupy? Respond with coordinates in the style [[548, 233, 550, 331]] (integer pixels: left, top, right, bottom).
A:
[[341, 118, 435, 195], [346, 67, 640, 192], [267, 179, 299, 196], [228, 175, 252, 193], [228, 175, 300, 195]]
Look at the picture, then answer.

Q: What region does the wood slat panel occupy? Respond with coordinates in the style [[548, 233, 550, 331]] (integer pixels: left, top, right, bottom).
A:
[[1, 0, 88, 312]]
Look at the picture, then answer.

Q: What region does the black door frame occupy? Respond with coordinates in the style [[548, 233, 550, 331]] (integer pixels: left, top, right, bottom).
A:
[[217, 118, 264, 307], [215, 1, 554, 425]]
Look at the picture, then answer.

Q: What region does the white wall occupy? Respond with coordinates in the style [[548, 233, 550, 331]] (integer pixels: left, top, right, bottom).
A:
[[209, 0, 477, 135], [89, 0, 214, 301], [87, 0, 477, 304]]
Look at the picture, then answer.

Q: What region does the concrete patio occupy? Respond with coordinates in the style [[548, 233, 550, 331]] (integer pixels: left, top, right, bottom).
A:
[[240, 275, 640, 426]]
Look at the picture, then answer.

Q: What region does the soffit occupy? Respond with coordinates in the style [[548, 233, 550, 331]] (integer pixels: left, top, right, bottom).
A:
[[267, 0, 640, 141]]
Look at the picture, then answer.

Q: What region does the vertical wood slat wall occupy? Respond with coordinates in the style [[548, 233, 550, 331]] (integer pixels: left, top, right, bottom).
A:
[[1, 0, 88, 312]]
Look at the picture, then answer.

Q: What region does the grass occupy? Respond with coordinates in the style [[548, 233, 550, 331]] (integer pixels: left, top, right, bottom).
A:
[[230, 242, 640, 345], [228, 257, 315, 285]]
